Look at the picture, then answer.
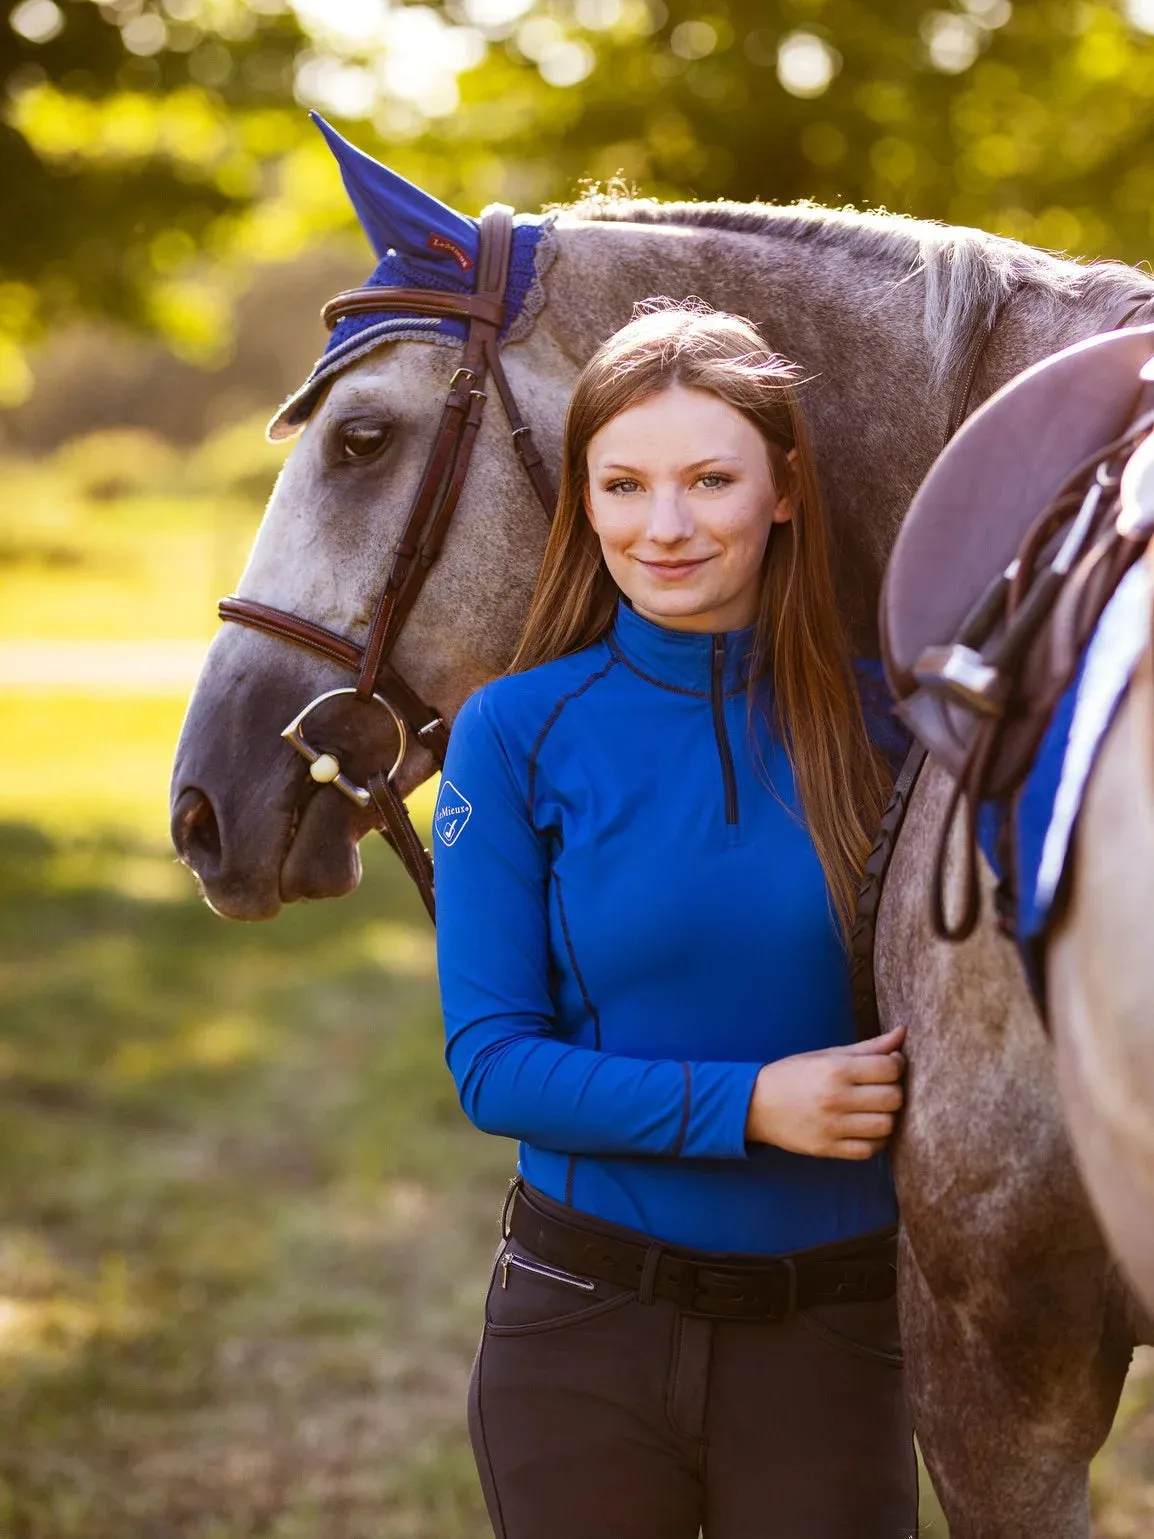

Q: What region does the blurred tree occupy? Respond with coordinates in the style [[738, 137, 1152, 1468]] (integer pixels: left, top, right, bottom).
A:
[[3, 0, 1154, 407], [428, 0, 1154, 262], [0, 0, 506, 401], [0, 0, 321, 395]]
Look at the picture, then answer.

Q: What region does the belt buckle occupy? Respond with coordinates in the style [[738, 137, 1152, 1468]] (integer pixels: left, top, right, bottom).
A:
[[689, 1258, 797, 1321]]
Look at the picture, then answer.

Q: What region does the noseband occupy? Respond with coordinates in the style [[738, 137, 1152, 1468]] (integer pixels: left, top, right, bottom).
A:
[[217, 204, 555, 920]]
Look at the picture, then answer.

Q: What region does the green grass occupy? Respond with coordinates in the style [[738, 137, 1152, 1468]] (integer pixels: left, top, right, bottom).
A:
[[0, 822, 508, 1538]]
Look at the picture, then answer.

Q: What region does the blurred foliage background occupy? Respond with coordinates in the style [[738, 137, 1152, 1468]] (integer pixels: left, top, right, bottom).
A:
[[5, 0, 1154, 412], [3, 0, 1154, 1533]]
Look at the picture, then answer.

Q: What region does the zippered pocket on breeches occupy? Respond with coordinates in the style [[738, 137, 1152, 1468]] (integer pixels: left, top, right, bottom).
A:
[[500, 1252, 597, 1292]]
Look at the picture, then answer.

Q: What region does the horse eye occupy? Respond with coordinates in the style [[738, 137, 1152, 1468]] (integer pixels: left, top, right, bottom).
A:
[[338, 422, 390, 462]]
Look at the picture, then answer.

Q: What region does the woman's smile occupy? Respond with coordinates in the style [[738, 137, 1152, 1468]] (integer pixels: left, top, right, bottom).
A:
[[635, 553, 714, 579]]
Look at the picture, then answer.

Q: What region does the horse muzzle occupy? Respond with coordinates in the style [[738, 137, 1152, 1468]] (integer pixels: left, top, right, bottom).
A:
[[169, 635, 421, 919]]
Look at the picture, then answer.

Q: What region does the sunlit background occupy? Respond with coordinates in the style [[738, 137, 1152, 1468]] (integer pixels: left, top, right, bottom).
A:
[[2, 1, 1154, 1532]]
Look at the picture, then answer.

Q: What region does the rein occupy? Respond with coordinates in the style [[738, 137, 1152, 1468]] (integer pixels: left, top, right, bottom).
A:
[[217, 205, 555, 921]]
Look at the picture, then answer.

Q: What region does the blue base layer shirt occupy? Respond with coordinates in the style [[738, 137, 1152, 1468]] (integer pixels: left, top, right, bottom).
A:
[[433, 596, 905, 1256]]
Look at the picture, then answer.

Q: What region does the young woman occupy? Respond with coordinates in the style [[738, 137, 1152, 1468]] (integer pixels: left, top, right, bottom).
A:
[[433, 302, 917, 1539]]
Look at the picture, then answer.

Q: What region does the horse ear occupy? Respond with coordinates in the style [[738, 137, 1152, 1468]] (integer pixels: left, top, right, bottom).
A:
[[310, 113, 479, 280]]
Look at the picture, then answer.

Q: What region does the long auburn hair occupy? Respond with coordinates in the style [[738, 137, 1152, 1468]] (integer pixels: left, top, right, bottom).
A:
[[508, 300, 890, 940]]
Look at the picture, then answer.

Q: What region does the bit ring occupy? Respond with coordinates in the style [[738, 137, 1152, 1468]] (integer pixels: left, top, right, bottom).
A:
[[280, 688, 407, 807]]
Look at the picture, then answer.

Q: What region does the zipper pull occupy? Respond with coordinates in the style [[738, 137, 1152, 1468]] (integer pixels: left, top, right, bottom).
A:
[[500, 1251, 512, 1289]]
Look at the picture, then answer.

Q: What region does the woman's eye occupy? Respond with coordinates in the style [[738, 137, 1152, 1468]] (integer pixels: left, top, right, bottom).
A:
[[698, 472, 732, 490], [338, 422, 390, 462], [606, 478, 640, 495]]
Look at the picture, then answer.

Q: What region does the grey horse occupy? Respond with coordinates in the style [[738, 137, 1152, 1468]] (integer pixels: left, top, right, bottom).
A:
[[171, 188, 1154, 1537]]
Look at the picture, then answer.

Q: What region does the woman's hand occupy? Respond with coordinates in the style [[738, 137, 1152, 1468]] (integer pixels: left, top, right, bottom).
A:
[[744, 1025, 907, 1160]]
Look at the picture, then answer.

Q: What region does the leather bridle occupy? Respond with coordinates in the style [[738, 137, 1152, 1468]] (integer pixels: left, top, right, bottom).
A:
[[217, 204, 555, 921]]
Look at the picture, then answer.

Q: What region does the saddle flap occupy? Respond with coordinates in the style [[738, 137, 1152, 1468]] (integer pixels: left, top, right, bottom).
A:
[[881, 322, 1154, 703]]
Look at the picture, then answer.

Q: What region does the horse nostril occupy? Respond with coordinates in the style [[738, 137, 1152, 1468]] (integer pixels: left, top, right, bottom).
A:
[[171, 787, 223, 877]]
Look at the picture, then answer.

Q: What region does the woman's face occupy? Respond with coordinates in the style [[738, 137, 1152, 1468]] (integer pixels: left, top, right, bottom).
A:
[[584, 383, 795, 633]]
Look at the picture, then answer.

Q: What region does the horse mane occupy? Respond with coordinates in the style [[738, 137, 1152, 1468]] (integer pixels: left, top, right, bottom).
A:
[[566, 193, 1152, 384]]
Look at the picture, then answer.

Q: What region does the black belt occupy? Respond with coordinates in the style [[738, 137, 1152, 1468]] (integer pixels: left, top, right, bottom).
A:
[[506, 1185, 897, 1323]]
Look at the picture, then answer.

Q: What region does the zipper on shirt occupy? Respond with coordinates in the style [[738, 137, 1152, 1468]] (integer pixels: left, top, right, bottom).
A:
[[710, 634, 740, 829], [500, 1251, 597, 1292]]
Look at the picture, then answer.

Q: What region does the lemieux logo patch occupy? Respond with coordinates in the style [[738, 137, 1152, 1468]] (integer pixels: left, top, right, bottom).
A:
[[434, 780, 472, 847], [427, 231, 474, 273]]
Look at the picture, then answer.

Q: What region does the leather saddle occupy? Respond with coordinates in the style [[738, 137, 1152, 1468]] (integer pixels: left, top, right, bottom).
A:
[[880, 323, 1154, 937]]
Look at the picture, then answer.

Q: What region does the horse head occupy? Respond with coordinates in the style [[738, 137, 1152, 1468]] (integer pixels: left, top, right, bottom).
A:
[[170, 118, 575, 918]]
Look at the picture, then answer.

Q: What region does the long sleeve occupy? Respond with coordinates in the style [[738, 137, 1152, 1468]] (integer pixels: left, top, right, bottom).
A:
[[433, 687, 762, 1160]]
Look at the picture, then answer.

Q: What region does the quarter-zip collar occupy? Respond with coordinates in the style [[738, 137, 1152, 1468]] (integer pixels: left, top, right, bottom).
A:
[[608, 595, 755, 696]]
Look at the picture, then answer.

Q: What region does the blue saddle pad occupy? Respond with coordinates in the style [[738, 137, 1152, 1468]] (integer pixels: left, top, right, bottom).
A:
[[979, 560, 1151, 1003]]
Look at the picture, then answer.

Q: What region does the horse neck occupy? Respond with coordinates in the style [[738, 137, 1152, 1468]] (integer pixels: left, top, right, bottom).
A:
[[981, 268, 1154, 413], [540, 217, 1154, 650]]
